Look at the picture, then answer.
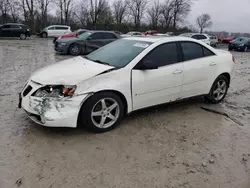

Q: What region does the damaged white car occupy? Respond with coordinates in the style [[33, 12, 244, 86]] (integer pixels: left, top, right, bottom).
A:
[[19, 37, 234, 133]]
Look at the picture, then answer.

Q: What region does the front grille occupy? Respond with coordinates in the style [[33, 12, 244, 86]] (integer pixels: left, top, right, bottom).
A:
[[23, 85, 32, 96]]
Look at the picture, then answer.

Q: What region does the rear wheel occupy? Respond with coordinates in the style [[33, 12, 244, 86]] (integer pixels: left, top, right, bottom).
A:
[[79, 92, 124, 133], [20, 33, 27, 40], [205, 75, 229, 104], [69, 43, 81, 55]]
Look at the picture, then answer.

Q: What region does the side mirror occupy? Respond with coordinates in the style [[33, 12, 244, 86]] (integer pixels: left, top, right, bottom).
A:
[[139, 60, 158, 70], [87, 36, 92, 40]]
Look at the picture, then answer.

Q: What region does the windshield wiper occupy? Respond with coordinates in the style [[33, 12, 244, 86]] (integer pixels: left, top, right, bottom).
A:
[[92, 59, 111, 66]]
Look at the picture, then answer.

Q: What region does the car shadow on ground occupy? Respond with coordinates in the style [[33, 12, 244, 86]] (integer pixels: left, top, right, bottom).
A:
[[30, 96, 208, 136]]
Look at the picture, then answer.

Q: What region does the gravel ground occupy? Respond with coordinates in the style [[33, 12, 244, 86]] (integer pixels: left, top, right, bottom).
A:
[[0, 37, 250, 188]]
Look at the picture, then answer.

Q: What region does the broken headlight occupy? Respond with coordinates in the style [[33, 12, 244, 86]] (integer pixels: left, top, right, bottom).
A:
[[33, 85, 77, 98]]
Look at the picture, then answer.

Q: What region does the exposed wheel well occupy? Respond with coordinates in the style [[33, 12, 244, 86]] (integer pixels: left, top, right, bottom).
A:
[[220, 72, 231, 86]]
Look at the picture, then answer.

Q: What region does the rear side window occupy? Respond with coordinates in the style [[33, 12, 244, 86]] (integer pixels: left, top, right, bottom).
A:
[[203, 47, 215, 57], [103, 33, 117, 39], [198, 35, 207, 40], [55, 26, 68, 30], [142, 42, 179, 67], [10, 25, 21, 29], [2, 25, 10, 29], [181, 42, 215, 61], [181, 42, 203, 61], [90, 33, 104, 40], [191, 35, 199, 39]]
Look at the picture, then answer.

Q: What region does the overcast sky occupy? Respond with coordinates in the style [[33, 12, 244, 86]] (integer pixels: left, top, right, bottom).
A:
[[188, 0, 250, 33]]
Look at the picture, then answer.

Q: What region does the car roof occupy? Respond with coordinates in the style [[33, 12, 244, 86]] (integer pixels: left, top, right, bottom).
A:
[[49, 25, 70, 27], [88, 30, 117, 34], [5, 23, 24, 25], [123, 36, 199, 43]]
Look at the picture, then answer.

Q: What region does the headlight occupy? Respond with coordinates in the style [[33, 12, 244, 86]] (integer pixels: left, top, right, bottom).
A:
[[239, 44, 244, 47], [59, 42, 67, 46], [33, 85, 77, 98]]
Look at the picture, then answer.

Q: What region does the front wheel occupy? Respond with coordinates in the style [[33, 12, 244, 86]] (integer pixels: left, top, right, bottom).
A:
[[79, 92, 124, 133], [20, 33, 27, 40], [69, 43, 81, 55], [206, 75, 229, 104], [42, 32, 47, 38]]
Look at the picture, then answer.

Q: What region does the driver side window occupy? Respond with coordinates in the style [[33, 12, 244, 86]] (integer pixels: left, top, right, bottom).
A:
[[141, 42, 180, 68]]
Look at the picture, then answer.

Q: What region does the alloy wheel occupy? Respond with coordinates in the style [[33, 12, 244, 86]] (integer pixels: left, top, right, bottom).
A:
[[213, 80, 227, 101], [20, 34, 26, 40], [91, 98, 120, 129]]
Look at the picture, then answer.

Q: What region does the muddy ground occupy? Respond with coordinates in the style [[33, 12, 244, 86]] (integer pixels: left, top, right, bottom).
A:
[[0, 37, 249, 188]]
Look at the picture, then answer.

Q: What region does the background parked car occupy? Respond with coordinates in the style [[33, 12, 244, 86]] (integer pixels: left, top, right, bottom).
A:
[[0, 23, 31, 40], [143, 30, 158, 36], [55, 31, 120, 55], [37, 25, 71, 38], [209, 35, 219, 47], [179, 33, 211, 45], [53, 29, 88, 44], [153, 33, 170, 36], [121, 31, 143, 37], [228, 37, 250, 52], [222, 36, 236, 44]]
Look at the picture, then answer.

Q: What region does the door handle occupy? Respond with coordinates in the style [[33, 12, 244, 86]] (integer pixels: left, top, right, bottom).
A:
[[173, 70, 182, 74], [209, 62, 216, 66]]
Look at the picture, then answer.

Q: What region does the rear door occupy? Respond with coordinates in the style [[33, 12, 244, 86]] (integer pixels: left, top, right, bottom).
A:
[[9, 25, 22, 37], [0, 25, 11, 37], [85, 32, 105, 54], [47, 26, 55, 37], [179, 41, 217, 98], [102, 33, 118, 44], [55, 26, 70, 36]]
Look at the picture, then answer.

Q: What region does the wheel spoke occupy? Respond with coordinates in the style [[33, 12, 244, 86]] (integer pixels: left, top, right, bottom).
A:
[[100, 116, 106, 127], [213, 89, 219, 95], [108, 103, 118, 111], [220, 82, 226, 89], [108, 114, 116, 120], [101, 99, 107, 109], [92, 111, 102, 116]]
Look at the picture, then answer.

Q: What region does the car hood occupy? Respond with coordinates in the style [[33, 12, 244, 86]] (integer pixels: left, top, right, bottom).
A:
[[30, 56, 115, 85]]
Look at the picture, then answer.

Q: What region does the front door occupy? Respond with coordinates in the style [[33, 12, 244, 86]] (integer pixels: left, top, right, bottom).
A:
[[179, 41, 217, 98], [85, 32, 105, 54], [0, 25, 11, 37], [132, 42, 183, 110]]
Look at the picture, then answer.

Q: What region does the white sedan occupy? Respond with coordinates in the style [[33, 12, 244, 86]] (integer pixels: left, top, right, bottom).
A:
[[19, 37, 234, 133]]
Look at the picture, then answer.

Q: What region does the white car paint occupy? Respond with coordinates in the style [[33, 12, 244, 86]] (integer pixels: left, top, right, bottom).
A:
[[20, 36, 234, 128], [180, 33, 211, 45], [43, 25, 71, 37]]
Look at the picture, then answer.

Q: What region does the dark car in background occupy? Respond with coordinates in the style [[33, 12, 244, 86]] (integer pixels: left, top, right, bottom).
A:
[[228, 37, 250, 52], [53, 29, 88, 44], [0, 23, 31, 39], [55, 31, 120, 55]]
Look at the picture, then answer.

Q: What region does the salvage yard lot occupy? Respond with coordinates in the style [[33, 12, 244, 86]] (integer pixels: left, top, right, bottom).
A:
[[0, 37, 250, 188]]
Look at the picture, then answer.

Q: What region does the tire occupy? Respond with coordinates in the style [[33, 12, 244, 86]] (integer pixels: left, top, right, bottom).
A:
[[42, 32, 47, 38], [20, 33, 27, 40], [205, 75, 229, 104], [228, 47, 232, 51], [69, 43, 81, 56], [79, 92, 124, 133]]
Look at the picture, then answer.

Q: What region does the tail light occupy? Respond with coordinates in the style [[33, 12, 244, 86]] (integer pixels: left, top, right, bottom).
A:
[[232, 56, 235, 63]]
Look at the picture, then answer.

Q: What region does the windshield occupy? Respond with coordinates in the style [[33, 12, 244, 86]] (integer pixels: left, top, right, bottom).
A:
[[85, 39, 152, 68], [77, 32, 91, 39], [233, 37, 249, 43]]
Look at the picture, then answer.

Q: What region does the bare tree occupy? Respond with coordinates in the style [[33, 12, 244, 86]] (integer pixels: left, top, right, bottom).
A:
[[196, 13, 212, 33], [74, 1, 89, 27], [128, 0, 147, 28], [24, 0, 35, 30], [172, 0, 191, 29], [7, 0, 20, 22], [37, 0, 50, 27], [89, 0, 108, 28], [0, 0, 10, 23], [147, 0, 160, 29], [161, 0, 174, 28], [55, 0, 74, 25], [113, 0, 127, 25]]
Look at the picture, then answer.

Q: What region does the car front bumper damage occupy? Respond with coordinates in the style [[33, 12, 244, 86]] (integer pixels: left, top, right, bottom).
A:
[[19, 80, 89, 128]]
